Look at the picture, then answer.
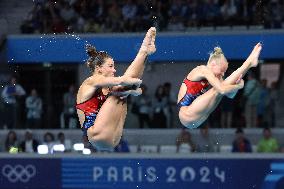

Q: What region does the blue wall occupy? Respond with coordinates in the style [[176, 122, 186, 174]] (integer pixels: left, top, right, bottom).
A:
[[6, 30, 284, 63]]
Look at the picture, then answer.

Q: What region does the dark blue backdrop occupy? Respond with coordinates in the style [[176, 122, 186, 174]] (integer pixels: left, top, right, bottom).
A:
[[0, 157, 283, 189]]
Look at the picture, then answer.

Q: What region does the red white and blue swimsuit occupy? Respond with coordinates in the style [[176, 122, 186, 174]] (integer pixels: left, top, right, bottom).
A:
[[178, 78, 210, 107], [76, 89, 108, 136]]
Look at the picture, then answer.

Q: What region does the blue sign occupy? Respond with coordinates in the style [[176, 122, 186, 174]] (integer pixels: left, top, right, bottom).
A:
[[0, 157, 283, 189], [6, 31, 284, 63], [0, 158, 61, 189], [262, 163, 284, 189], [61, 158, 284, 189]]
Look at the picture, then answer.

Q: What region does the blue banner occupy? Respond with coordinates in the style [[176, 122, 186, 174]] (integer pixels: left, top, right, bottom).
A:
[[0, 158, 61, 189], [61, 158, 284, 189], [6, 31, 284, 63], [0, 157, 283, 189]]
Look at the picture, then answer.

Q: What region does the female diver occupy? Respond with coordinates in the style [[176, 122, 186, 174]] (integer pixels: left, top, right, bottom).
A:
[[178, 43, 262, 129], [76, 27, 156, 151]]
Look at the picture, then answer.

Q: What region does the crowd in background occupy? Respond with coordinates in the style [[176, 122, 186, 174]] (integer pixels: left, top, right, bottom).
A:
[[0, 76, 77, 130], [130, 82, 176, 129], [3, 130, 75, 153], [175, 125, 283, 153], [2, 126, 284, 153], [20, 0, 284, 34]]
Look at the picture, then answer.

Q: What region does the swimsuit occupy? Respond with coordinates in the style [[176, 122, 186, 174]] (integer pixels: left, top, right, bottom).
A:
[[178, 78, 210, 107], [76, 89, 108, 136]]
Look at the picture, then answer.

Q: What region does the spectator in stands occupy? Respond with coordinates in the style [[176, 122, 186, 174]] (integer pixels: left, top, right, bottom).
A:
[[163, 82, 176, 128], [50, 14, 67, 34], [167, 17, 185, 31], [244, 0, 256, 26], [220, 93, 234, 128], [122, 0, 137, 32], [232, 128, 252, 153], [231, 92, 246, 128], [114, 136, 130, 153], [4, 131, 19, 153], [75, 15, 86, 33], [82, 135, 96, 153], [1, 77, 26, 128], [196, 124, 215, 152], [204, 0, 221, 26], [167, 0, 184, 31], [55, 132, 72, 152], [42, 132, 55, 153], [183, 0, 202, 29], [168, 0, 183, 19], [25, 88, 42, 129], [152, 85, 167, 128], [257, 79, 270, 127], [176, 128, 196, 153], [135, 0, 151, 31], [207, 104, 221, 128], [220, 0, 238, 26], [105, 2, 123, 32], [196, 124, 214, 152], [20, 4, 44, 34], [257, 127, 279, 153], [59, 2, 76, 24], [62, 84, 77, 129], [88, 0, 106, 22], [132, 84, 152, 128], [84, 18, 102, 33], [268, 81, 279, 127], [153, 0, 169, 31], [243, 72, 260, 128], [20, 130, 39, 153], [267, 1, 283, 29]]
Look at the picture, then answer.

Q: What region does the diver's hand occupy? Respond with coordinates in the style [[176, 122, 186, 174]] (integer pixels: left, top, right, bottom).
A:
[[120, 76, 142, 87], [111, 88, 142, 99], [237, 79, 244, 89]]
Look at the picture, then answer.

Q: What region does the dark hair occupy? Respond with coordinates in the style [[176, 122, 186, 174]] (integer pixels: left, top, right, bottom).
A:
[[58, 132, 65, 138], [263, 127, 271, 132], [85, 44, 112, 73], [44, 132, 54, 142], [164, 82, 171, 88], [235, 128, 244, 134], [155, 85, 165, 100], [5, 131, 17, 151]]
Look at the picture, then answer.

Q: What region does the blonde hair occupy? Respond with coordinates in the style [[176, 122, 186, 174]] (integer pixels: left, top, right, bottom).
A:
[[207, 47, 226, 64]]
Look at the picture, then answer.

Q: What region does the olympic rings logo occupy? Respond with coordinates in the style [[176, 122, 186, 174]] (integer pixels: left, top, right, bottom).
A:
[[2, 164, 36, 183]]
